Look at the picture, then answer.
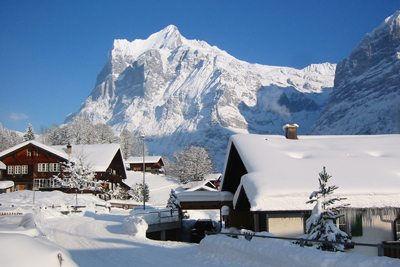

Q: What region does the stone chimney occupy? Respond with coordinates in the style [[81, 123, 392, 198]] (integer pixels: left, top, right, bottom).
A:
[[283, 124, 299, 140], [66, 143, 72, 154]]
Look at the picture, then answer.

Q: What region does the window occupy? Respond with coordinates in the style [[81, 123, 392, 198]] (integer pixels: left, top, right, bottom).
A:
[[7, 165, 28, 175], [49, 163, 59, 172], [38, 163, 48, 172], [22, 165, 28, 174], [35, 150, 39, 157], [7, 166, 14, 175], [14, 165, 21, 174], [27, 150, 32, 157]]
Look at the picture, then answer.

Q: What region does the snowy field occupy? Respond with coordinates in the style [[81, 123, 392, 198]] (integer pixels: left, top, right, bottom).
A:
[[0, 190, 399, 267]]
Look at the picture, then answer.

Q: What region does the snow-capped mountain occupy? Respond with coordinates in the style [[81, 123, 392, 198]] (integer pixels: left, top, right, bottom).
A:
[[66, 25, 335, 169], [309, 11, 400, 134]]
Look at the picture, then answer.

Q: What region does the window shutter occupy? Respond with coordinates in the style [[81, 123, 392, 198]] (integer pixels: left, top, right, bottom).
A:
[[351, 214, 363, 237]]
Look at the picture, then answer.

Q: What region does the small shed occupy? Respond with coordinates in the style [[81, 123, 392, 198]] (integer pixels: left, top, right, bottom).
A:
[[0, 180, 14, 194]]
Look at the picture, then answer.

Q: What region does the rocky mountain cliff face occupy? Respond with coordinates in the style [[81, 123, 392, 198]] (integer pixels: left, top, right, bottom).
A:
[[309, 11, 400, 134], [66, 25, 336, 169]]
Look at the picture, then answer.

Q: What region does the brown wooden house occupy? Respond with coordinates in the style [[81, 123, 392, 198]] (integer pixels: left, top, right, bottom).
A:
[[0, 141, 68, 191], [0, 141, 127, 192], [125, 156, 164, 174]]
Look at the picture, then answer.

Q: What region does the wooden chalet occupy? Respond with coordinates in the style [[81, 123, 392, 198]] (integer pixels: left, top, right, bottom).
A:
[[125, 156, 164, 173], [0, 141, 127, 193]]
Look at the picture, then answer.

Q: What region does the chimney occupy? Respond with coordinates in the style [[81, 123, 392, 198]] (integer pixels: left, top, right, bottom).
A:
[[66, 143, 72, 154], [283, 124, 299, 140]]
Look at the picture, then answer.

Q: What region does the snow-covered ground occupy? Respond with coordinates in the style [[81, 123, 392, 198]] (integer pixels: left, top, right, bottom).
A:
[[0, 190, 399, 267]]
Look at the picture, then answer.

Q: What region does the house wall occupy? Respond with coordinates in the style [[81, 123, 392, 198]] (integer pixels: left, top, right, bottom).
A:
[[264, 213, 394, 257], [350, 215, 393, 257], [268, 216, 305, 237], [129, 162, 163, 173]]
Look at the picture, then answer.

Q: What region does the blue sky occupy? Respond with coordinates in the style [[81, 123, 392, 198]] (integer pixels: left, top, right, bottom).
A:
[[0, 0, 398, 133]]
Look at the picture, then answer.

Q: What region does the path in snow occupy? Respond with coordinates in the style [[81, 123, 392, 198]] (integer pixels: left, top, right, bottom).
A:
[[42, 210, 270, 267]]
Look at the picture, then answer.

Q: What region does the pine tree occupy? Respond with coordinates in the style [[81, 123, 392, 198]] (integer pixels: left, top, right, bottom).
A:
[[23, 123, 35, 141], [166, 189, 180, 209], [305, 167, 350, 252], [54, 154, 104, 206], [106, 184, 127, 200]]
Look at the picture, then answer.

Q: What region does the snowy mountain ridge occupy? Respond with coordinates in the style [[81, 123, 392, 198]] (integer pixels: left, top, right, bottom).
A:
[[66, 24, 337, 169], [309, 11, 400, 134]]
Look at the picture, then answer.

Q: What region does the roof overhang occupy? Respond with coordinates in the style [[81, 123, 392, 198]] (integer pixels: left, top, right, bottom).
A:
[[177, 191, 233, 210]]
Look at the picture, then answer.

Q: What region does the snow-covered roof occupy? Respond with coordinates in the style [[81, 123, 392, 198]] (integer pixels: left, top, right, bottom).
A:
[[0, 141, 68, 161], [0, 161, 6, 170], [125, 156, 163, 164], [50, 144, 123, 173], [0, 180, 14, 189], [185, 184, 217, 192], [0, 141, 125, 175], [183, 179, 218, 192], [220, 134, 400, 211]]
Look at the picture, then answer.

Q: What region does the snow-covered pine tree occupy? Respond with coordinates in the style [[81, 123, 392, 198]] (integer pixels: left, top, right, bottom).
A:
[[54, 154, 103, 206], [166, 189, 180, 209], [106, 184, 127, 200], [23, 123, 35, 141], [305, 167, 350, 252], [127, 182, 150, 203]]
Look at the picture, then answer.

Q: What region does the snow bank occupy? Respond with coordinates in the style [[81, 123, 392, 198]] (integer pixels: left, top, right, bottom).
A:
[[197, 234, 400, 267], [0, 210, 78, 267], [0, 233, 78, 267], [123, 215, 148, 238], [0, 213, 42, 237]]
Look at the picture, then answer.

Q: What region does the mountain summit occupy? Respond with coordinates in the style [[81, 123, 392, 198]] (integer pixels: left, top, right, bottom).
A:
[[66, 25, 336, 169]]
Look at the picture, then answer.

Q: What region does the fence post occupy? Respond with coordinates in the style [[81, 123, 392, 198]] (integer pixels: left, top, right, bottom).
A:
[[377, 243, 384, 257], [57, 253, 63, 266]]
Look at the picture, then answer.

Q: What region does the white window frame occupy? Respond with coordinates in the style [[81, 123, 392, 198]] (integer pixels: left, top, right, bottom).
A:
[[14, 165, 21, 174], [27, 150, 32, 157], [22, 165, 28, 174], [7, 166, 14, 175], [38, 163, 48, 172], [49, 163, 59, 172]]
